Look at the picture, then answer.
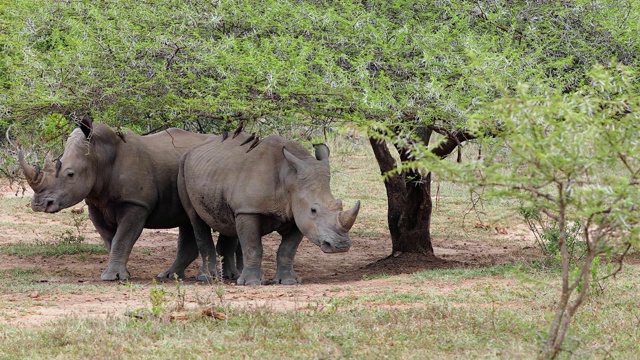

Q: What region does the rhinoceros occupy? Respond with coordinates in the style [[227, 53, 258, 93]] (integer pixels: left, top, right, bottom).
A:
[[176, 130, 361, 285], [18, 120, 238, 281]]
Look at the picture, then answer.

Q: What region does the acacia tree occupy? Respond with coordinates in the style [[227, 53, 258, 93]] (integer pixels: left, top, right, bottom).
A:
[[1, 0, 638, 262], [417, 63, 640, 359], [345, 0, 639, 259]]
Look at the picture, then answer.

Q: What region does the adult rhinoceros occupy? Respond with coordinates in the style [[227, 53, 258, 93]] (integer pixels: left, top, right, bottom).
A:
[[176, 131, 361, 285], [18, 120, 237, 281]]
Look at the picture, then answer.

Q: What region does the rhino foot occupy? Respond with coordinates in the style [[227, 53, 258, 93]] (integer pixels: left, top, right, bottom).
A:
[[273, 270, 301, 285], [236, 274, 262, 286], [237, 278, 262, 286], [196, 270, 219, 282], [221, 268, 241, 281], [101, 265, 130, 281], [157, 270, 185, 281], [237, 267, 263, 286]]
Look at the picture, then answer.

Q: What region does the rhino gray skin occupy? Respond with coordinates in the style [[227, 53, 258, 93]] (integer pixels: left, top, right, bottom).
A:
[[18, 120, 239, 281], [177, 131, 361, 285]]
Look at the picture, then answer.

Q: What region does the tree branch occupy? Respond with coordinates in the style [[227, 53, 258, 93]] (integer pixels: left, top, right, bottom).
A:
[[429, 128, 478, 159]]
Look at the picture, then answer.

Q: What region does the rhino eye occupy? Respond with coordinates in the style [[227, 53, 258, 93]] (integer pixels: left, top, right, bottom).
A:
[[311, 206, 318, 215], [67, 171, 75, 178]]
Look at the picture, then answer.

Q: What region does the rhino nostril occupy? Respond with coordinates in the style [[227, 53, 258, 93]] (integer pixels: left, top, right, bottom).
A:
[[45, 199, 54, 208]]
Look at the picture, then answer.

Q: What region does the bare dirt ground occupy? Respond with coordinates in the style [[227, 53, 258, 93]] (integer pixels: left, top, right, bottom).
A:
[[0, 186, 540, 326]]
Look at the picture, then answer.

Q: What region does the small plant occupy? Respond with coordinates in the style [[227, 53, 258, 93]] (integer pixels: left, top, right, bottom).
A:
[[518, 205, 586, 262], [54, 229, 85, 245], [172, 274, 186, 311], [149, 279, 167, 316], [214, 283, 226, 304]]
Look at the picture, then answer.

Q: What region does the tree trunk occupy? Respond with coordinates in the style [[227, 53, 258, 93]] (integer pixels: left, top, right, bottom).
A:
[[369, 127, 476, 257], [369, 138, 434, 255]]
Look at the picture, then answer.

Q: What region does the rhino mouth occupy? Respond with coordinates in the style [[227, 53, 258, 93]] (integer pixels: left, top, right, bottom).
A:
[[320, 240, 350, 253], [32, 198, 61, 213]]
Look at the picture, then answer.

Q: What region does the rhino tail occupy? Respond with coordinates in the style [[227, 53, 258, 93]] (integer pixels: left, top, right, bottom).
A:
[[240, 133, 256, 146], [246, 136, 261, 153], [221, 130, 229, 142]]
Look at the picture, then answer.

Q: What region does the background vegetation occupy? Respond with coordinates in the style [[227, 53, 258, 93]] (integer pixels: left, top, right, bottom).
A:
[[1, 0, 639, 358]]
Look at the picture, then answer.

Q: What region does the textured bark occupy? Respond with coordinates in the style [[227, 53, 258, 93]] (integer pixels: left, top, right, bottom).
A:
[[369, 126, 475, 257], [369, 138, 433, 255]]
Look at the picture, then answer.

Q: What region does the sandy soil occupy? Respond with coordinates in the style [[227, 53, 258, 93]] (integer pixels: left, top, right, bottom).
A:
[[0, 186, 539, 326]]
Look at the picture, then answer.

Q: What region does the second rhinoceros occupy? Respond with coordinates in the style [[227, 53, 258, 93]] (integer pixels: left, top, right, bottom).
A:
[[18, 120, 238, 281], [177, 131, 361, 285]]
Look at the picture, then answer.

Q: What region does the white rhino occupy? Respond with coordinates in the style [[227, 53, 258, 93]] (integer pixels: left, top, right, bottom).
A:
[[176, 130, 360, 285], [19, 120, 238, 281]]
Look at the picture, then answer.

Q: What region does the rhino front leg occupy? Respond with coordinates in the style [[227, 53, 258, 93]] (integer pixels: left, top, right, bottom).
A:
[[274, 227, 303, 285], [87, 205, 115, 252], [101, 206, 147, 281], [235, 214, 263, 286], [158, 224, 198, 280]]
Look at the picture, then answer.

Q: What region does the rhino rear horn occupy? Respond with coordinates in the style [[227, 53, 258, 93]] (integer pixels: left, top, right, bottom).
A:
[[338, 200, 361, 232]]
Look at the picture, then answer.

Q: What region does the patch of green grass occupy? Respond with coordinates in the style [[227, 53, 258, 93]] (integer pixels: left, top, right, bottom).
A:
[[1, 289, 637, 359], [0, 266, 43, 280], [0, 241, 107, 257], [0, 305, 540, 358], [0, 267, 106, 295], [0, 265, 637, 358], [410, 263, 521, 281], [362, 272, 389, 281]]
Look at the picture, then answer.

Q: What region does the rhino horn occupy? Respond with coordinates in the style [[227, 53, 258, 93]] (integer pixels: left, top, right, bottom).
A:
[[18, 150, 37, 182], [338, 200, 361, 231]]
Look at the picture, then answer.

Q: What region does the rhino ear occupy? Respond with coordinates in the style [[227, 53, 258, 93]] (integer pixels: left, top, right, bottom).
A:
[[79, 117, 93, 139], [312, 144, 330, 168], [283, 147, 306, 172]]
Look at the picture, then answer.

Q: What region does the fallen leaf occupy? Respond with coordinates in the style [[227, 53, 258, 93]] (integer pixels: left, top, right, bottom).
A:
[[201, 307, 227, 320], [170, 312, 189, 321], [494, 226, 508, 235], [474, 222, 490, 230]]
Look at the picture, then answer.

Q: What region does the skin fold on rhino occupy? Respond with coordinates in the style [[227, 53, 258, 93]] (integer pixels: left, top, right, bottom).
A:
[[19, 120, 240, 281], [177, 131, 361, 285]]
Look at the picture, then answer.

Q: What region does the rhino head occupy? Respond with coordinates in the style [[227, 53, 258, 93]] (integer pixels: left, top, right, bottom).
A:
[[283, 144, 360, 253], [19, 121, 97, 213]]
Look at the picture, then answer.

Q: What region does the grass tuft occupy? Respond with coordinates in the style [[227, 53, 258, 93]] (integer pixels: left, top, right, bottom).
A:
[[0, 241, 107, 256]]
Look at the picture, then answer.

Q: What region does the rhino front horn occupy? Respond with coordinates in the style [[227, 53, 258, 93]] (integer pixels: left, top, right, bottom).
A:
[[338, 200, 361, 231], [18, 150, 37, 183]]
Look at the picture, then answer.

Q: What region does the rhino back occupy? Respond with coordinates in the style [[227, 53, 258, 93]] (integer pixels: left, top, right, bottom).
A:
[[95, 128, 210, 228], [182, 133, 304, 235]]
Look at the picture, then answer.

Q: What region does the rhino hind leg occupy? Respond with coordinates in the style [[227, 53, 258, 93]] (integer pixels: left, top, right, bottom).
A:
[[273, 228, 303, 285], [190, 217, 219, 282], [216, 234, 241, 280], [158, 225, 199, 280]]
